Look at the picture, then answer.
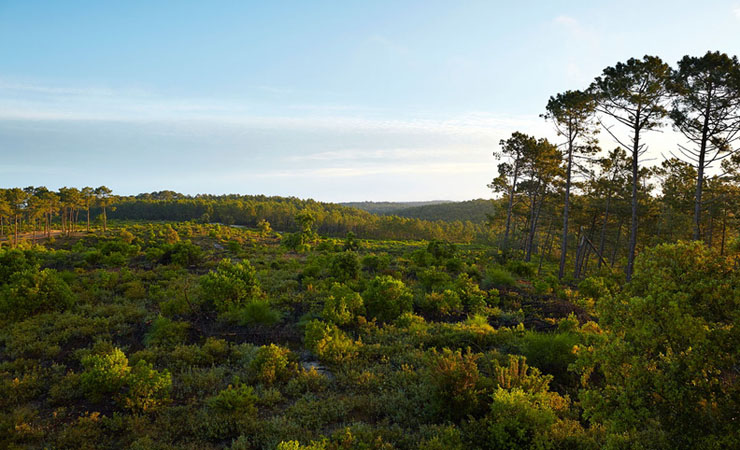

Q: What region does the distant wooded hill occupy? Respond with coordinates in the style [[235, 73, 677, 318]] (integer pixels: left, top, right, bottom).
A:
[[342, 199, 497, 223], [340, 201, 452, 215]]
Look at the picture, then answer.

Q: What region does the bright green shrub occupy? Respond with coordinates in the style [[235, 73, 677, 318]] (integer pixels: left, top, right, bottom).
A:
[[250, 344, 295, 384], [418, 290, 463, 316], [304, 320, 359, 365], [80, 348, 131, 401], [122, 360, 172, 412], [466, 388, 566, 450], [200, 258, 262, 312], [321, 283, 364, 325], [208, 383, 258, 415], [580, 241, 740, 447], [363, 275, 413, 322]]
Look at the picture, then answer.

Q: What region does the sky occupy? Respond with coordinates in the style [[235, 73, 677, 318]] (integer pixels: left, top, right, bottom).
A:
[[1, 1, 739, 202]]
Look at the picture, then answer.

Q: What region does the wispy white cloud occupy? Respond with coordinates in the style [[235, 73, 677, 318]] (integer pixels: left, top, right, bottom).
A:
[[734, 5, 740, 19], [553, 15, 579, 28]]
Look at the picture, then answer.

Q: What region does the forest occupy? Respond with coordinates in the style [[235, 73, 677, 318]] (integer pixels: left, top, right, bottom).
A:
[[1, 51, 739, 449]]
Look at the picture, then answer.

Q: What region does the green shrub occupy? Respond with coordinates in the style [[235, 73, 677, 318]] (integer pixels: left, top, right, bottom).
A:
[[80, 348, 131, 401], [328, 251, 360, 281], [519, 332, 579, 388], [483, 267, 515, 288], [144, 316, 190, 348], [208, 383, 258, 415], [237, 299, 281, 325], [250, 344, 295, 384], [321, 283, 364, 325], [505, 260, 536, 277], [418, 268, 452, 292], [0, 268, 74, 322], [304, 320, 359, 365], [418, 290, 463, 316], [363, 275, 413, 322], [200, 259, 263, 312], [427, 348, 482, 421], [122, 360, 172, 412]]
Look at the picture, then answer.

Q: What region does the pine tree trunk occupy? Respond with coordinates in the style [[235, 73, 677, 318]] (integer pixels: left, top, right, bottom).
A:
[[597, 194, 612, 270], [559, 142, 574, 279], [626, 128, 640, 282]]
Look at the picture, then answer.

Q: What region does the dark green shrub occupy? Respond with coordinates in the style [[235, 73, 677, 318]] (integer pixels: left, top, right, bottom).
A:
[[208, 382, 258, 415], [504, 260, 536, 277], [519, 331, 579, 388], [328, 251, 360, 281], [418, 267, 452, 292], [427, 240, 456, 260], [483, 267, 515, 288], [144, 316, 190, 348], [0, 268, 75, 322], [237, 299, 281, 325]]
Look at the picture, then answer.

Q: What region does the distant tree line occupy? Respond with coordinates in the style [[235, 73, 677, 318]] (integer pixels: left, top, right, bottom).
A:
[[0, 188, 495, 245], [491, 51, 740, 281]]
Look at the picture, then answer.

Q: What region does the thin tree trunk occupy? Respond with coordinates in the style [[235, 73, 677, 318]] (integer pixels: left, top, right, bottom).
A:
[[559, 142, 574, 279], [611, 218, 624, 268], [503, 164, 520, 250], [693, 96, 712, 241], [525, 191, 540, 262], [720, 208, 727, 256], [626, 128, 640, 282], [538, 214, 554, 275], [597, 193, 612, 270]]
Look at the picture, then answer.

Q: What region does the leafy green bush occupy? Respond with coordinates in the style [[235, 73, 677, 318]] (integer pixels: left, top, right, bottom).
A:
[[0, 268, 74, 322], [483, 267, 516, 288], [427, 348, 482, 421], [504, 260, 536, 277], [250, 344, 295, 384], [80, 347, 131, 401], [304, 320, 359, 365], [519, 331, 579, 388], [363, 275, 413, 322], [122, 360, 172, 412], [418, 290, 463, 316], [200, 259, 263, 312], [144, 316, 190, 348], [321, 283, 364, 325], [237, 299, 281, 325], [208, 382, 258, 415], [417, 267, 453, 292], [581, 241, 740, 447], [328, 251, 360, 281]]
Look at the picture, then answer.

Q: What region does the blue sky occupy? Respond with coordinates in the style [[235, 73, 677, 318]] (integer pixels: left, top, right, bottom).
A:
[[1, 1, 739, 201]]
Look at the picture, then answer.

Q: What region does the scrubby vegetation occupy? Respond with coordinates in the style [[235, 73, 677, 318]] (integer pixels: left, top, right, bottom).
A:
[[0, 218, 736, 449]]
